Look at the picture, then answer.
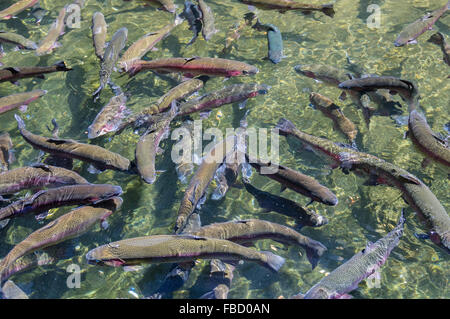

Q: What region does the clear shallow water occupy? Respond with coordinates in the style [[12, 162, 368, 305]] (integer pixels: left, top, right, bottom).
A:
[[0, 0, 449, 299]]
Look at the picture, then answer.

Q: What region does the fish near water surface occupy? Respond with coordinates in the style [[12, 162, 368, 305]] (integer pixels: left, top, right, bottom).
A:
[[0, 133, 13, 172], [239, 0, 335, 17], [253, 20, 284, 64], [428, 32, 450, 67], [0, 31, 37, 50], [92, 12, 108, 60], [0, 90, 47, 115], [86, 234, 285, 272], [197, 0, 218, 41], [0, 0, 39, 20], [0, 61, 72, 84], [180, 1, 203, 46], [35, 6, 67, 56]]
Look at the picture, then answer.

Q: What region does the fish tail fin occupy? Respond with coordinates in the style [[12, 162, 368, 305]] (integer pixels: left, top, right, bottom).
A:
[[275, 118, 297, 136], [54, 61, 72, 71], [260, 251, 285, 272], [127, 64, 142, 77], [305, 242, 327, 270], [92, 85, 103, 101], [322, 4, 335, 18], [14, 114, 25, 130]]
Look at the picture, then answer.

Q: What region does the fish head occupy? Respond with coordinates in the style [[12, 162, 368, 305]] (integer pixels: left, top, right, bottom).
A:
[[240, 65, 259, 76], [97, 185, 123, 202], [257, 84, 271, 95], [87, 121, 119, 139], [86, 243, 124, 266]]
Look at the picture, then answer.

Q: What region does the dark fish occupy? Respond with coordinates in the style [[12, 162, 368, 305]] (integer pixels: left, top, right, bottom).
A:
[[180, 1, 203, 46], [0, 61, 72, 84], [299, 212, 404, 299], [239, 0, 335, 17], [0, 31, 37, 50], [253, 20, 284, 64], [0, 164, 88, 196], [86, 234, 285, 272], [0, 184, 123, 224], [243, 180, 328, 228], [199, 259, 235, 299], [15, 115, 132, 173], [191, 219, 327, 269], [245, 153, 338, 206], [93, 27, 128, 101], [0, 133, 13, 172], [428, 32, 450, 66], [0, 197, 122, 277], [394, 1, 449, 47]]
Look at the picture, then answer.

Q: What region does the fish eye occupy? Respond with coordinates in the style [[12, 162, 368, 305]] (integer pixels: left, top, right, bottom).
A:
[[242, 70, 248, 75]]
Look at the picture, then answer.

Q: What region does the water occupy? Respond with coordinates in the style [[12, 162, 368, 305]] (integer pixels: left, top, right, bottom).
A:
[[0, 0, 449, 299]]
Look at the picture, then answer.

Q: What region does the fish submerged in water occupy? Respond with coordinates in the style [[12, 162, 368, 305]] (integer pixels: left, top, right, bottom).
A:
[[128, 57, 258, 78], [428, 32, 450, 67], [0, 184, 122, 225], [0, 197, 122, 277], [180, 1, 203, 46], [86, 234, 285, 272], [191, 219, 327, 269], [0, 90, 47, 115], [394, 1, 449, 47], [92, 12, 108, 60], [252, 20, 284, 64], [35, 6, 67, 56], [222, 12, 257, 54], [0, 133, 13, 172], [15, 115, 132, 173], [240, 0, 335, 17], [0, 31, 37, 50], [0, 164, 88, 196], [197, 0, 218, 41], [0, 0, 39, 20], [93, 27, 128, 101], [0, 61, 72, 85], [295, 211, 405, 299]]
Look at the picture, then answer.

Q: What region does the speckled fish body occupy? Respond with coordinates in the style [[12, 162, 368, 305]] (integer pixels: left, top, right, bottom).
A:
[[92, 12, 107, 60], [239, 0, 335, 17], [0, 90, 47, 115], [0, 132, 13, 172], [198, 0, 218, 41], [35, 6, 67, 56]]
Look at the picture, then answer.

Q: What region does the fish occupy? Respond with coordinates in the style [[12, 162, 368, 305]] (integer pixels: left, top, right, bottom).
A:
[[150, 0, 177, 13], [294, 63, 352, 88], [0, 197, 122, 277], [394, 1, 449, 47], [177, 83, 269, 117], [35, 6, 67, 56], [0, 0, 39, 20], [298, 211, 404, 299], [175, 120, 195, 184], [309, 92, 358, 144], [15, 114, 133, 173], [0, 252, 55, 284], [276, 118, 449, 252], [85, 234, 285, 272], [127, 57, 259, 78], [88, 91, 129, 139], [0, 31, 38, 50], [200, 259, 235, 299], [175, 135, 237, 234], [239, 0, 335, 17], [245, 153, 338, 206], [93, 27, 128, 101], [252, 20, 284, 64], [243, 180, 328, 228], [92, 12, 108, 60], [428, 32, 450, 66], [222, 12, 257, 54], [0, 164, 88, 196], [0, 90, 47, 115], [135, 102, 178, 184], [211, 154, 240, 200], [31, 3, 47, 24], [197, 0, 218, 41], [0, 184, 123, 224], [118, 15, 184, 71], [191, 219, 327, 269], [1, 280, 28, 299], [180, 1, 203, 46], [0, 133, 13, 172], [0, 61, 72, 84], [405, 109, 450, 167], [118, 76, 207, 134]]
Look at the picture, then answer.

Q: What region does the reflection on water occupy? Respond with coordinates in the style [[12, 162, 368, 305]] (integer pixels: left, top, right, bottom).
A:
[[0, 0, 448, 299]]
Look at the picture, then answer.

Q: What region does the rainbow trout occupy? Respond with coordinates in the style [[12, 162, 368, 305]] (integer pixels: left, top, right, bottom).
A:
[[92, 12, 108, 60], [86, 234, 285, 272], [309, 92, 357, 144], [0, 0, 39, 20], [0, 197, 122, 277], [118, 16, 183, 71], [135, 103, 178, 184], [394, 1, 449, 47], [428, 32, 450, 67], [35, 6, 67, 56], [0, 132, 13, 172], [0, 252, 55, 284], [406, 110, 450, 167], [297, 211, 405, 299], [0, 184, 122, 224], [127, 57, 259, 78], [239, 0, 335, 17], [245, 153, 338, 206], [0, 31, 37, 50], [198, 0, 218, 41], [93, 27, 128, 101], [0, 164, 88, 196], [191, 219, 327, 269], [15, 115, 132, 172], [0, 90, 47, 115], [178, 83, 270, 117], [175, 135, 237, 234], [0, 61, 72, 84], [243, 180, 328, 228]]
